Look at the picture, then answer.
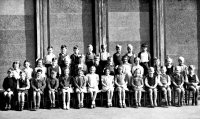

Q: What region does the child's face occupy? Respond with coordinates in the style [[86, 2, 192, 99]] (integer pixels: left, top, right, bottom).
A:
[[51, 72, 57, 78], [8, 71, 13, 77], [108, 60, 113, 65], [61, 48, 67, 54], [78, 70, 83, 76], [127, 47, 132, 53], [149, 70, 154, 76], [135, 58, 140, 65], [101, 46, 106, 52], [160, 67, 166, 74], [88, 46, 93, 52], [73, 48, 79, 54], [37, 60, 43, 67], [94, 59, 99, 65], [20, 72, 26, 80], [47, 48, 53, 54], [118, 68, 123, 74], [105, 69, 110, 75], [123, 58, 128, 63], [24, 62, 30, 68], [142, 47, 147, 51], [116, 47, 121, 53], [178, 59, 183, 65], [52, 60, 58, 66], [135, 70, 141, 77], [154, 59, 160, 66], [36, 72, 42, 78], [90, 67, 96, 74], [188, 69, 194, 74], [166, 59, 172, 66], [64, 69, 69, 75], [13, 63, 19, 69]]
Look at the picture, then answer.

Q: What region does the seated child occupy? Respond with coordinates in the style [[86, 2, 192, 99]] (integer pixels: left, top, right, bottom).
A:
[[132, 57, 144, 76], [172, 66, 185, 106], [31, 69, 46, 110], [74, 69, 87, 108], [60, 68, 73, 110], [17, 71, 30, 111], [124, 44, 136, 65], [85, 44, 95, 70], [115, 66, 128, 108], [58, 45, 69, 69], [104, 57, 115, 76], [145, 67, 158, 107], [131, 68, 144, 107], [86, 66, 99, 108], [22, 60, 33, 80], [35, 58, 47, 78], [122, 56, 132, 90], [12, 61, 21, 79], [48, 58, 61, 78], [47, 70, 59, 108], [70, 45, 81, 76], [101, 68, 114, 107], [165, 56, 174, 76], [100, 44, 110, 70], [158, 66, 171, 106], [113, 44, 123, 70], [3, 69, 17, 110], [44, 46, 56, 69], [138, 43, 151, 76], [186, 65, 199, 105]]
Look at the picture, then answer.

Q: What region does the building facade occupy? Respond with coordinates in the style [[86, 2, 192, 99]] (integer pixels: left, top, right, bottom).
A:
[[0, 0, 199, 88]]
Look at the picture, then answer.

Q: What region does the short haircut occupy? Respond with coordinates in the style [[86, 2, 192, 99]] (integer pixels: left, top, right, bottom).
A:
[[7, 68, 13, 74], [36, 69, 43, 73], [52, 58, 58, 62], [61, 45, 67, 49], [36, 58, 43, 65], [24, 60, 30, 66], [12, 61, 20, 68], [47, 46, 53, 50]]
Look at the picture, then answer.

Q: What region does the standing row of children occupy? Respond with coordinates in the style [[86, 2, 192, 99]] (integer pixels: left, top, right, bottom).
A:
[[2, 43, 199, 111]]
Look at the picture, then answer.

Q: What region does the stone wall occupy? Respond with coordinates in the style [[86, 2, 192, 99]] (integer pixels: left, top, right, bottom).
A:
[[0, 0, 36, 88], [108, 0, 150, 56], [49, 0, 94, 55], [165, 0, 200, 74]]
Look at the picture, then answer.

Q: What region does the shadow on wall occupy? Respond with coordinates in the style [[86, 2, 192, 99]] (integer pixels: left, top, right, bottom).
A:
[[82, 0, 95, 54], [24, 0, 36, 67], [197, 0, 200, 75]]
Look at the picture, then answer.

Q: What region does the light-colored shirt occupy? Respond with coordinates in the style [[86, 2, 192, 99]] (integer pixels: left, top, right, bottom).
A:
[[100, 52, 110, 61], [101, 75, 114, 89], [86, 73, 99, 88], [44, 53, 56, 64], [132, 65, 144, 76], [140, 52, 149, 62], [23, 67, 33, 80]]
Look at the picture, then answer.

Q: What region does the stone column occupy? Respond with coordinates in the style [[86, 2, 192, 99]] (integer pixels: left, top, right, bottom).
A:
[[36, 0, 49, 59], [153, 0, 165, 65]]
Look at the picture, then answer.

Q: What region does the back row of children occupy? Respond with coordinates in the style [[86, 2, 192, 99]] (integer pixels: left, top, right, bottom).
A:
[[3, 43, 199, 111]]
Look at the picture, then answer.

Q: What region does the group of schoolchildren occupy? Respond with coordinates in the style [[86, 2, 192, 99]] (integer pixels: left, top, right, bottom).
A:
[[2, 43, 199, 111]]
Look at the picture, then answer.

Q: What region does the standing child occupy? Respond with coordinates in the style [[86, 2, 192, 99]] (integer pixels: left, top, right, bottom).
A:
[[145, 67, 158, 107], [178, 56, 188, 80], [47, 58, 61, 78], [74, 69, 87, 109], [31, 69, 46, 110], [3, 69, 17, 110], [124, 44, 135, 65], [172, 66, 185, 106], [61, 57, 71, 76], [131, 68, 144, 107], [115, 66, 128, 108], [35, 58, 47, 78], [138, 43, 151, 76], [44, 46, 56, 69], [70, 45, 81, 76], [113, 45, 123, 71], [100, 44, 110, 70], [186, 65, 199, 105], [60, 68, 73, 110], [165, 56, 174, 76], [86, 66, 99, 108], [22, 60, 33, 80], [58, 45, 69, 69], [158, 66, 171, 106], [12, 61, 21, 79], [153, 57, 161, 76], [17, 71, 30, 111], [101, 68, 114, 107], [76, 54, 88, 76], [122, 56, 132, 90], [47, 70, 59, 108], [132, 57, 144, 76], [85, 44, 95, 70], [104, 57, 115, 76]]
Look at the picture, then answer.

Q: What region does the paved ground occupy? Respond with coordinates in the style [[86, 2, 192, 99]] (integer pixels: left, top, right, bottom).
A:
[[0, 105, 199, 119]]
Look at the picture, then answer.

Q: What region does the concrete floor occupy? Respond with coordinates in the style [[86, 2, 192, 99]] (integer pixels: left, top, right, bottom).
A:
[[0, 105, 199, 119]]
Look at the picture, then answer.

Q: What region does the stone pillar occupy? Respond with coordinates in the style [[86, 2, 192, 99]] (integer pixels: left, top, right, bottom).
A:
[[153, 0, 165, 65], [95, 0, 108, 53], [36, 0, 49, 59]]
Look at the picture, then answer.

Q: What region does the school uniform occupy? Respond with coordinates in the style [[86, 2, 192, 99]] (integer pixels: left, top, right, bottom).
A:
[[101, 75, 114, 92], [31, 77, 46, 94], [74, 75, 87, 93], [58, 53, 69, 68], [60, 75, 73, 93], [70, 53, 80, 76]]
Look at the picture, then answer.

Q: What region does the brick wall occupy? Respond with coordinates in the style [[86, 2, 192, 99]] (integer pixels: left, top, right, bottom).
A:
[[49, 0, 94, 56], [108, 0, 150, 56], [165, 0, 200, 75], [0, 0, 36, 88]]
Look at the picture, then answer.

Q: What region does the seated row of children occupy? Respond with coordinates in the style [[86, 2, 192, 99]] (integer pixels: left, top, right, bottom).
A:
[[2, 43, 199, 111]]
